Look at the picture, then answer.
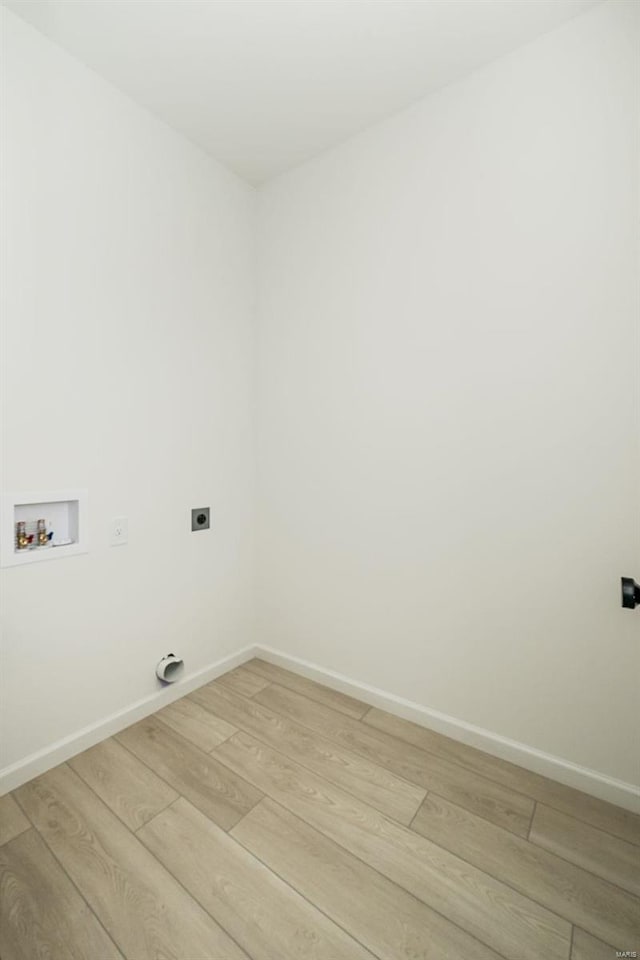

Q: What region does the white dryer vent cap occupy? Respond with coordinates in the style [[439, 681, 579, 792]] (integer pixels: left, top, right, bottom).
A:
[[156, 654, 184, 683]]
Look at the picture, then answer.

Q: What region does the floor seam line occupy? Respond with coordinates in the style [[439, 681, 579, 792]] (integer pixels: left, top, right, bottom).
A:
[[113, 719, 261, 829], [407, 790, 428, 831], [240, 663, 369, 718], [360, 715, 640, 843], [250, 683, 535, 832], [194, 692, 426, 827], [409, 789, 632, 938], [153, 710, 237, 753], [525, 831, 640, 899], [134, 810, 250, 960], [212, 671, 640, 846], [210, 746, 560, 959], [229, 796, 510, 960]]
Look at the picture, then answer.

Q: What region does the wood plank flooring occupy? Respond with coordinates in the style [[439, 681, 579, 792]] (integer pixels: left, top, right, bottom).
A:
[[0, 828, 123, 960], [255, 678, 535, 836], [365, 706, 640, 846], [190, 679, 426, 824], [68, 737, 179, 831], [0, 793, 30, 847], [155, 696, 238, 753], [1, 657, 639, 960]]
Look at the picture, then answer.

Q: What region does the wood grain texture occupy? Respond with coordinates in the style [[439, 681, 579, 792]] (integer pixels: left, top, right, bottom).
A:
[[4, 666, 637, 960], [216, 666, 272, 698], [0, 828, 123, 960], [191, 680, 425, 824], [530, 803, 640, 897], [213, 731, 571, 960], [69, 737, 178, 831], [14, 764, 247, 960], [139, 796, 375, 960], [116, 714, 263, 830], [245, 659, 369, 718], [0, 793, 30, 847], [571, 928, 620, 960], [411, 793, 640, 949], [232, 797, 504, 960], [156, 695, 237, 752], [256, 683, 534, 836], [365, 707, 640, 846]]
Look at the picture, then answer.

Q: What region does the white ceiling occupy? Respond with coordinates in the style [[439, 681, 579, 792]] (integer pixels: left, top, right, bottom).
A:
[[4, 0, 598, 184]]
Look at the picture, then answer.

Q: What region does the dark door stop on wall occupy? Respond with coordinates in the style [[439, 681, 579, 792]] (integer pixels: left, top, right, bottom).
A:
[[621, 577, 640, 609]]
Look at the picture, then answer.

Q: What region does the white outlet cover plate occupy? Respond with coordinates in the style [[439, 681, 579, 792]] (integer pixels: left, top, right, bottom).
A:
[[110, 516, 128, 546]]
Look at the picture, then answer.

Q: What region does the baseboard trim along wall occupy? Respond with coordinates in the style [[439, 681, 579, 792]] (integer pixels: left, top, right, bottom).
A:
[[0, 644, 257, 795], [2, 642, 639, 814]]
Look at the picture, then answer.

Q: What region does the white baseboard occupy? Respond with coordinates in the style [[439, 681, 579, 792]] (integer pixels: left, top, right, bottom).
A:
[[254, 645, 640, 814], [3, 641, 639, 814], [0, 644, 258, 795]]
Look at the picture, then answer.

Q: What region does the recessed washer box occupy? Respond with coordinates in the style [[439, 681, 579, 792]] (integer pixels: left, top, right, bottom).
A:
[[1, 489, 88, 567]]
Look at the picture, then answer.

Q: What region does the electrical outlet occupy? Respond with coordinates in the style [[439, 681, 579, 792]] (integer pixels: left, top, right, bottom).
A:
[[110, 516, 128, 546], [191, 507, 210, 531]]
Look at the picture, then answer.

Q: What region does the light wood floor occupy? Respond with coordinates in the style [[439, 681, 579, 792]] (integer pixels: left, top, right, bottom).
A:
[[2, 660, 639, 960]]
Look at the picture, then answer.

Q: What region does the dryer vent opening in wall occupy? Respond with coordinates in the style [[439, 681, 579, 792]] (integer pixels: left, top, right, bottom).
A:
[[156, 655, 184, 683]]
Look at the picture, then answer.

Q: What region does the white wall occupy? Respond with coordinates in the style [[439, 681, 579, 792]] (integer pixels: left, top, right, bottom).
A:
[[255, 0, 640, 786], [2, 0, 638, 798], [0, 9, 256, 772]]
